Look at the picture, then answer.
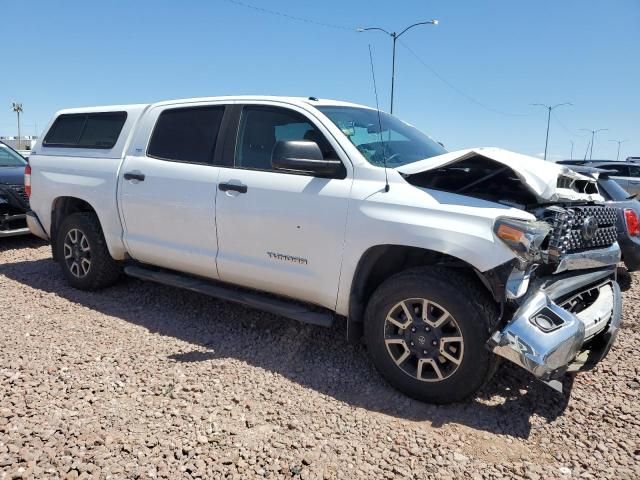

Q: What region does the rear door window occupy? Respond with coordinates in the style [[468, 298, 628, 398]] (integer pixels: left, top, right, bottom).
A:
[[147, 106, 225, 164], [601, 164, 630, 176], [629, 165, 640, 177], [44, 112, 127, 149]]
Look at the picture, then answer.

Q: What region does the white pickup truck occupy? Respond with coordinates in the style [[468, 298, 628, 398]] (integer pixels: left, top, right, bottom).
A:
[[26, 96, 621, 404]]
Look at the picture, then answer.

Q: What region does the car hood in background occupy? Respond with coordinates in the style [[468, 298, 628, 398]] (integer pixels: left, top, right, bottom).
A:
[[396, 147, 604, 203]]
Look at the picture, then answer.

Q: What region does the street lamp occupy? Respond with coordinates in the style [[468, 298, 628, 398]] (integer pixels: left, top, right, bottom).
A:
[[11, 102, 23, 151], [608, 139, 628, 161], [530, 102, 572, 160], [580, 128, 608, 160], [570, 140, 574, 161], [357, 20, 439, 114]]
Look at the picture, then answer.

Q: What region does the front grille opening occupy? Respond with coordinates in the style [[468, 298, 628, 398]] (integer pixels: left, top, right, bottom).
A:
[[559, 282, 607, 315]]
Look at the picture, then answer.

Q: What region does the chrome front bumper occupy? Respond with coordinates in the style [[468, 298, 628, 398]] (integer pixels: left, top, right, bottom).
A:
[[488, 269, 621, 390]]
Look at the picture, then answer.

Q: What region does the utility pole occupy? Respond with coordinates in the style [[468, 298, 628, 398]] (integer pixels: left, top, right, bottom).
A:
[[580, 128, 608, 160], [357, 20, 439, 114], [530, 102, 572, 160], [570, 140, 574, 161], [12, 102, 23, 150], [609, 139, 628, 161]]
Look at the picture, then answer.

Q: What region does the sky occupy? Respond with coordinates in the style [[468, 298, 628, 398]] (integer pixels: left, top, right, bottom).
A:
[[1, 0, 638, 161]]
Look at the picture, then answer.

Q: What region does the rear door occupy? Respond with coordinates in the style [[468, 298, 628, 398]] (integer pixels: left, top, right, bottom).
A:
[[627, 165, 640, 196], [214, 103, 353, 309], [119, 103, 230, 278]]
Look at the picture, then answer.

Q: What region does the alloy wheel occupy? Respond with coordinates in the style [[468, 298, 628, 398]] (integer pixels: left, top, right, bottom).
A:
[[384, 298, 464, 382], [63, 228, 91, 278]]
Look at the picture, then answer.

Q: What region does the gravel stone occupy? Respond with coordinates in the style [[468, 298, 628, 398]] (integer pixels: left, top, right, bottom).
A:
[[1, 237, 639, 479]]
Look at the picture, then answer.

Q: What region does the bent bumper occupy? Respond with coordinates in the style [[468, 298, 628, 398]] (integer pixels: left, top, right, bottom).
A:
[[26, 211, 49, 240], [488, 269, 621, 387]]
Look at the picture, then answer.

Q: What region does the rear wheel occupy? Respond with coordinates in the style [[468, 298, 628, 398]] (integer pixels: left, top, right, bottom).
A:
[[56, 212, 121, 290], [364, 267, 499, 404]]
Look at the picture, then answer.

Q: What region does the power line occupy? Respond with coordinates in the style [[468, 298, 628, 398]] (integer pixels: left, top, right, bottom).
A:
[[551, 111, 585, 138], [399, 40, 532, 117], [222, 0, 352, 31], [222, 0, 550, 119]]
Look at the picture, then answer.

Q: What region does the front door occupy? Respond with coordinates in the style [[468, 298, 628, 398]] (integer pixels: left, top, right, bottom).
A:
[[215, 104, 352, 309], [119, 104, 226, 278]]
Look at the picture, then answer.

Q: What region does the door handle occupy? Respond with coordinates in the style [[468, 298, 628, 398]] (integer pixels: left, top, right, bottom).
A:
[[219, 182, 247, 194], [630, 180, 640, 185], [124, 171, 146, 182]]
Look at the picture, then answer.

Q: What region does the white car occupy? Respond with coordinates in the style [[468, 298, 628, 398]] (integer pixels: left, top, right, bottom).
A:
[[25, 96, 621, 403]]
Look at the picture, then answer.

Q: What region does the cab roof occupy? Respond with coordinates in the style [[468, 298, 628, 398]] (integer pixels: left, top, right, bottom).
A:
[[53, 96, 374, 116]]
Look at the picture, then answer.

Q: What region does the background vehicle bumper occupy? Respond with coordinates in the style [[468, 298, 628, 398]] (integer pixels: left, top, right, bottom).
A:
[[618, 235, 640, 272], [0, 213, 30, 237], [26, 211, 49, 240], [488, 270, 621, 389]]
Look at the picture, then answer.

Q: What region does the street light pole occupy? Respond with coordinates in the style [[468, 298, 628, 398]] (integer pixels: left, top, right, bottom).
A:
[[357, 20, 439, 114], [530, 102, 572, 160], [570, 140, 574, 161], [11, 102, 23, 151], [609, 139, 628, 161], [580, 128, 608, 160]]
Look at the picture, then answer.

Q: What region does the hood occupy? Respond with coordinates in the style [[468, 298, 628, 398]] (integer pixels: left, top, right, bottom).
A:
[[397, 147, 604, 204]]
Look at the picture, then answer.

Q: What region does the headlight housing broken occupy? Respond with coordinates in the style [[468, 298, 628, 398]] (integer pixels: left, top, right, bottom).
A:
[[494, 217, 551, 262]]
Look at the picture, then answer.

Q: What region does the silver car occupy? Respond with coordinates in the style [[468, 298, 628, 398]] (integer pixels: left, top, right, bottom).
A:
[[558, 160, 640, 196]]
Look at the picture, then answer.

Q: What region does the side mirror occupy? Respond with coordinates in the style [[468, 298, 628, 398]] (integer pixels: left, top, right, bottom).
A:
[[272, 140, 343, 178]]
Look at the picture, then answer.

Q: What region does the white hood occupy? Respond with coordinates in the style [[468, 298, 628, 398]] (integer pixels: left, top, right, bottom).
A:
[[397, 147, 604, 203]]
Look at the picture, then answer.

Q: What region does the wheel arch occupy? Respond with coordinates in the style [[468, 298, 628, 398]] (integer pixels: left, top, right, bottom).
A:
[[50, 196, 100, 261], [346, 244, 508, 343]]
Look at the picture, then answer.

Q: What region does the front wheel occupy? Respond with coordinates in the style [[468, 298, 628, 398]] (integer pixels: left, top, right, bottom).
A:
[[364, 267, 499, 404], [55, 212, 121, 290]]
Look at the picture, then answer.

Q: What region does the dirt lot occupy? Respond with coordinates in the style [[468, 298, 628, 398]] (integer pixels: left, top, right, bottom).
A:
[[1, 237, 639, 479]]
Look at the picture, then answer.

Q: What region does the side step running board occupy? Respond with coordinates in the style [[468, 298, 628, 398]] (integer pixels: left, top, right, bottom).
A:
[[124, 265, 335, 328]]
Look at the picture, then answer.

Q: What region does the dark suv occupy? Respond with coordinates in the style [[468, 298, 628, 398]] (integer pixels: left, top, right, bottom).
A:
[[0, 141, 30, 237]]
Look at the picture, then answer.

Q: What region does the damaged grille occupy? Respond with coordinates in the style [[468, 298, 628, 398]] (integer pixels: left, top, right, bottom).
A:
[[548, 206, 617, 255]]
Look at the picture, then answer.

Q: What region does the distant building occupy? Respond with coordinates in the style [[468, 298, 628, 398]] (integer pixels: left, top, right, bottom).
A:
[[0, 135, 39, 151]]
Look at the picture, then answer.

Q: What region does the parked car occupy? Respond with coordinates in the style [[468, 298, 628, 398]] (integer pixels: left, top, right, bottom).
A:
[[569, 165, 640, 272], [26, 96, 622, 403], [557, 159, 640, 196], [0, 141, 30, 237]]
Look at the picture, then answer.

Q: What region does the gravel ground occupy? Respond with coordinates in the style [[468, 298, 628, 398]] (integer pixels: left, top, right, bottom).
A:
[[1, 237, 639, 480]]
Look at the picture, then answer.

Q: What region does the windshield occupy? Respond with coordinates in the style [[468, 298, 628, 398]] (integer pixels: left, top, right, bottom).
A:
[[317, 106, 446, 167], [0, 144, 27, 167]]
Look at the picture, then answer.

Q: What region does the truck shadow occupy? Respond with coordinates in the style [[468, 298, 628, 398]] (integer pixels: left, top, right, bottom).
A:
[[1, 257, 574, 439], [0, 235, 47, 252]]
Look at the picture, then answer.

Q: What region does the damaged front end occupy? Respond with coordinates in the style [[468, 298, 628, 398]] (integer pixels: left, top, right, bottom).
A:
[[0, 183, 30, 237], [400, 148, 622, 391]]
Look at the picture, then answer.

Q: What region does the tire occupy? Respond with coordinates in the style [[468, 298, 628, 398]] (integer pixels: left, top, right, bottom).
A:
[[364, 267, 499, 404], [55, 212, 121, 290]]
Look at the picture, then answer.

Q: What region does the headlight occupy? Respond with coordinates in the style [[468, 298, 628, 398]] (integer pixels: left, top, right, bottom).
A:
[[494, 217, 551, 262]]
